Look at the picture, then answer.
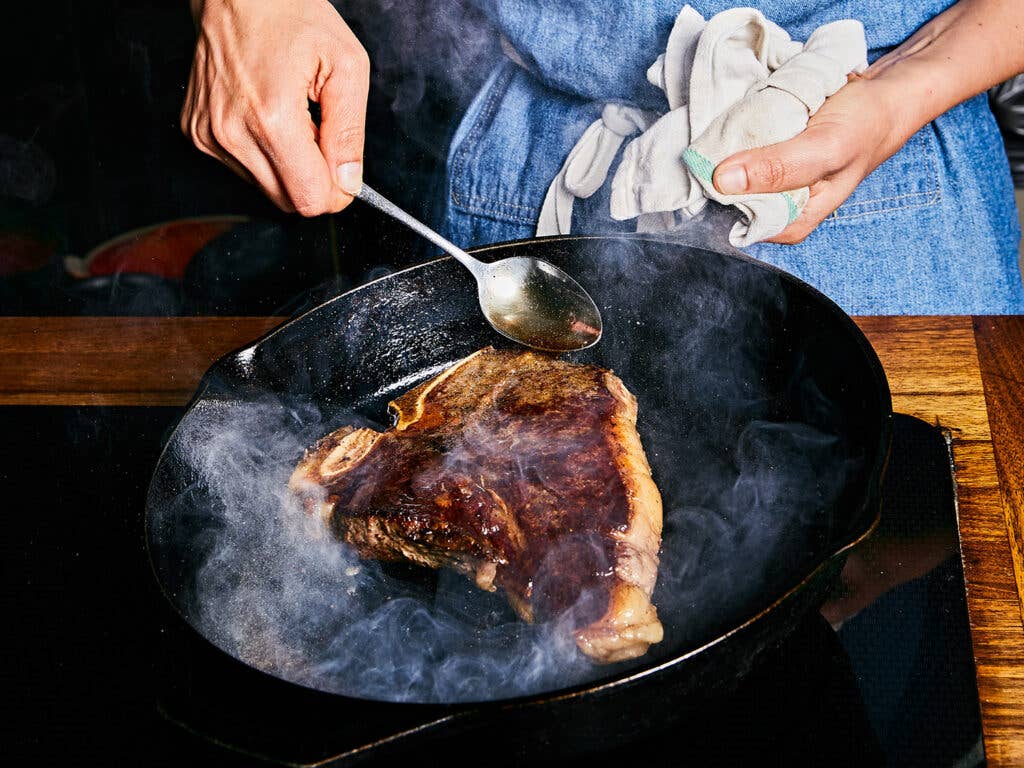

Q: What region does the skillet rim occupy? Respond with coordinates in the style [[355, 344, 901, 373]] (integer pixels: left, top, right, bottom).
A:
[[143, 233, 893, 710]]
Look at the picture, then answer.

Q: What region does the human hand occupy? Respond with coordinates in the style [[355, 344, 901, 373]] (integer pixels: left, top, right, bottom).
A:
[[712, 75, 910, 244], [181, 0, 369, 215]]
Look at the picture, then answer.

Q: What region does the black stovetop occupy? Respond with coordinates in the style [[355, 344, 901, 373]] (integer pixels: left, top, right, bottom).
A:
[[1, 408, 982, 767]]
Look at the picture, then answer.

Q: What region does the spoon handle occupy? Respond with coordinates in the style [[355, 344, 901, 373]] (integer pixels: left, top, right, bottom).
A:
[[356, 184, 482, 276]]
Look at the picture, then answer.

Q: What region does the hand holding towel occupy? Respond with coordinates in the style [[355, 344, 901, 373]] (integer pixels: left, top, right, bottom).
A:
[[536, 5, 868, 246]]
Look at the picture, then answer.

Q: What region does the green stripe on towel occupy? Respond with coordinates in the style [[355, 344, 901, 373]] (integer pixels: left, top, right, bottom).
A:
[[682, 148, 715, 184], [782, 192, 799, 224], [684, 148, 801, 225]]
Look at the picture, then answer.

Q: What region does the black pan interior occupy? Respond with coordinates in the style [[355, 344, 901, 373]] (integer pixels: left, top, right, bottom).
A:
[[146, 235, 891, 704]]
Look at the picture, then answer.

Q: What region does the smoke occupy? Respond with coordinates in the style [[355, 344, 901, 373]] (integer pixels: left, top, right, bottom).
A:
[[340, 0, 502, 151], [178, 395, 595, 703], [162, 236, 865, 704], [576, 236, 863, 649]]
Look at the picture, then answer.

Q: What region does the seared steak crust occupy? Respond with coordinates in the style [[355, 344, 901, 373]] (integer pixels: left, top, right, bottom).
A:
[[290, 348, 663, 662]]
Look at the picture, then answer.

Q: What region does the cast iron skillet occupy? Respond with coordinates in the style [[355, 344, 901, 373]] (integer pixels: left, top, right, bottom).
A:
[[146, 234, 892, 763]]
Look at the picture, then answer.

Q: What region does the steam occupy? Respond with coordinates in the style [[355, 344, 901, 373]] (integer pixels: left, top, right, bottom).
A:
[[168, 236, 864, 704], [180, 397, 593, 702], [580, 236, 862, 649], [340, 0, 501, 151]]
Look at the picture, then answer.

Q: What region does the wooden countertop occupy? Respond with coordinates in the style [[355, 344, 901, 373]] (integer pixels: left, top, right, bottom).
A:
[[1, 315, 1022, 762]]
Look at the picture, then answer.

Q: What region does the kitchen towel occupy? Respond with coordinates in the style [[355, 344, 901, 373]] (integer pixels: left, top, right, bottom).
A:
[[536, 5, 867, 246]]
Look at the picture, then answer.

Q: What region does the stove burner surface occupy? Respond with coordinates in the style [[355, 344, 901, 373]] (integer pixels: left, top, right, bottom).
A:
[[0, 408, 981, 766]]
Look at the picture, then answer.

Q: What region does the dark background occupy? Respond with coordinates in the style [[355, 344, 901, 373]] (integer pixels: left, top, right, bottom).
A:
[[0, 0, 498, 316]]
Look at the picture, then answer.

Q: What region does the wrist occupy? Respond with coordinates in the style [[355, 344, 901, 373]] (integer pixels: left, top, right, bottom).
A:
[[860, 73, 924, 150], [859, 10, 957, 141], [858, 0, 1024, 138]]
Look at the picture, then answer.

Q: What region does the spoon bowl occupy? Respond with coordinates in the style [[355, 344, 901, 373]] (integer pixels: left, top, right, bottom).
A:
[[356, 185, 602, 352], [476, 256, 602, 351]]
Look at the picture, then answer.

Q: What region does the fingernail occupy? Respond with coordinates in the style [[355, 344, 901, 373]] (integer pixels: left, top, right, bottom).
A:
[[337, 162, 362, 195], [716, 165, 747, 195]]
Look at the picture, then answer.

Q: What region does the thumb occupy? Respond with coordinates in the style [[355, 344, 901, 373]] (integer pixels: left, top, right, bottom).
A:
[[318, 53, 370, 201], [713, 128, 842, 195]]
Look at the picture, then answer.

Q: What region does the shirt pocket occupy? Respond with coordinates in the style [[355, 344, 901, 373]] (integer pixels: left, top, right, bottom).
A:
[[822, 123, 942, 224], [448, 62, 601, 227]]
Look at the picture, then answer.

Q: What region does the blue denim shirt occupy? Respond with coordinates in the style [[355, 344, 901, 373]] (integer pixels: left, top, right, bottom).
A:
[[442, 1, 1024, 314]]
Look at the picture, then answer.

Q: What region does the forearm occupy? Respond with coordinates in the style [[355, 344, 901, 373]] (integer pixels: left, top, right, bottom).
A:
[[864, 0, 1024, 142]]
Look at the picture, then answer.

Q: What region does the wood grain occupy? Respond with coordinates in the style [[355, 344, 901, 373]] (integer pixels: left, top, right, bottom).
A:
[[855, 316, 1024, 766], [0, 317, 285, 405], [973, 316, 1024, 627]]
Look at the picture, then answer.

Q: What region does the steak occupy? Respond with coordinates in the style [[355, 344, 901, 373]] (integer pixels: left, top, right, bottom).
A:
[[289, 347, 663, 662]]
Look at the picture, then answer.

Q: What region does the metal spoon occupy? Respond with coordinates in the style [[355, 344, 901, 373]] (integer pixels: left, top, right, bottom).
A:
[[356, 184, 602, 352]]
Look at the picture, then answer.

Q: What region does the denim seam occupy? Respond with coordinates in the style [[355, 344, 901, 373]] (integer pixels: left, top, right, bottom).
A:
[[827, 127, 942, 221], [825, 191, 942, 221], [450, 65, 541, 226], [451, 65, 509, 207], [458, 196, 539, 214], [833, 190, 937, 206]]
